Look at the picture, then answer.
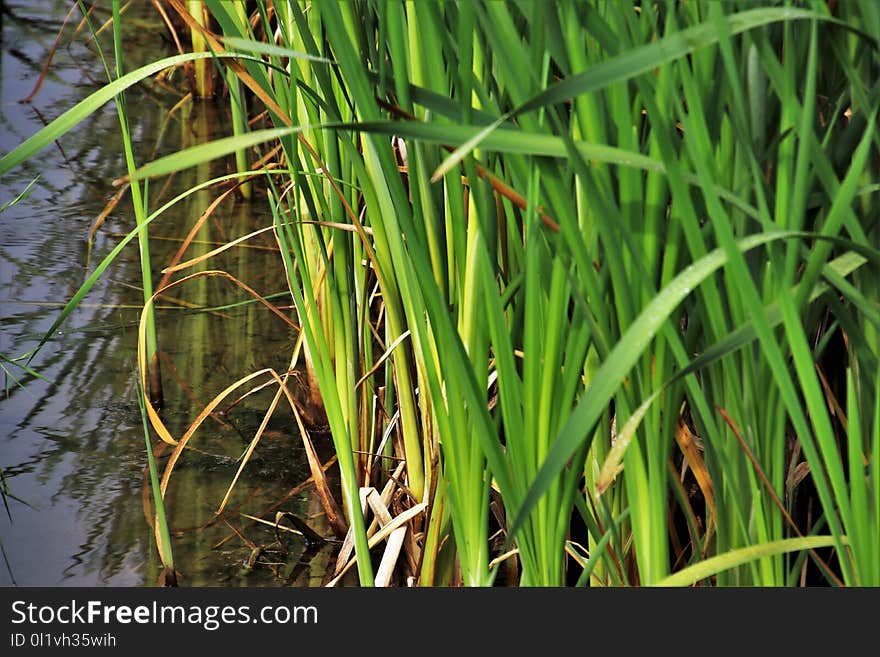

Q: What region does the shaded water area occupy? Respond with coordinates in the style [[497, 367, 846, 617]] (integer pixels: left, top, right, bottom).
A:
[[1, 1, 335, 586]]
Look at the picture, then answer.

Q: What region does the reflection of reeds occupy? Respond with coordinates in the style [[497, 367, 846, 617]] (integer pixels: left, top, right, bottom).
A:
[[0, 467, 22, 585]]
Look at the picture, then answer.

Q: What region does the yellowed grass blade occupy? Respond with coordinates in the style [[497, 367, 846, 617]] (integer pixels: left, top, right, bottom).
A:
[[161, 224, 280, 275], [674, 421, 716, 534]]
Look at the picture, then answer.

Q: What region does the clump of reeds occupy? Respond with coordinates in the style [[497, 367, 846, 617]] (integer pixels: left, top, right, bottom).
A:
[[2, 0, 877, 587]]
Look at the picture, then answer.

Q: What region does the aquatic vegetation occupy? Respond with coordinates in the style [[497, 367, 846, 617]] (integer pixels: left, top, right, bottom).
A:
[[3, 0, 878, 587]]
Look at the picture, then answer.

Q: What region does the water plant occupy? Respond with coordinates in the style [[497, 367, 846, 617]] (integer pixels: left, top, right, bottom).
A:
[[2, 0, 877, 587]]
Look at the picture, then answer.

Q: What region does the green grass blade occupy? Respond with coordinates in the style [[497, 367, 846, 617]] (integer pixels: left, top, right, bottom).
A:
[[0, 353, 53, 385], [654, 536, 843, 587], [575, 507, 631, 587], [130, 126, 303, 180], [0, 176, 39, 212], [219, 35, 334, 63], [0, 51, 222, 176], [134, 370, 175, 580]]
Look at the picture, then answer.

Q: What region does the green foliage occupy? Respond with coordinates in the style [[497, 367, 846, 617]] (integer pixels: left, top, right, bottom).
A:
[[5, 0, 878, 586]]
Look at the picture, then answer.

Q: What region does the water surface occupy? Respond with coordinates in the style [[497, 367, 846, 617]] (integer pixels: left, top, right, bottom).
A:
[[0, 1, 333, 587]]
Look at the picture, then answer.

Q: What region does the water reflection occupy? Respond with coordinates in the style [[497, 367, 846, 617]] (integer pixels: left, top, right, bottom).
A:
[[1, 1, 332, 586]]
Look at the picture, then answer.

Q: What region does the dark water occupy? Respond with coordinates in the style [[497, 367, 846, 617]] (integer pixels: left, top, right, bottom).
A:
[[0, 1, 334, 586]]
